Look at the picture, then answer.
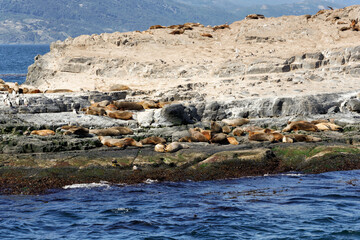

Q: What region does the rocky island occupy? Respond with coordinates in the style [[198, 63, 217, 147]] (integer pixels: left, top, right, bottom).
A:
[[1, 6, 360, 194]]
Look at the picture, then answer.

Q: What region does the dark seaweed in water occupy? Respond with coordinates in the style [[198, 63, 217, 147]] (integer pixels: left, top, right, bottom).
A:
[[1, 170, 360, 239]]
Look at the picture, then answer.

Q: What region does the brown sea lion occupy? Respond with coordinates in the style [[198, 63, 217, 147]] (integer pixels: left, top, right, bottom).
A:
[[227, 137, 239, 145], [287, 134, 321, 142], [232, 127, 244, 136], [113, 101, 144, 111], [222, 125, 232, 134], [28, 89, 42, 94], [248, 131, 275, 142], [282, 121, 318, 132], [201, 33, 213, 38], [90, 127, 133, 136], [149, 25, 165, 30], [154, 143, 166, 152], [45, 89, 73, 93], [0, 84, 9, 91], [222, 118, 249, 127], [109, 84, 130, 91], [105, 104, 118, 111], [99, 136, 142, 148], [170, 29, 185, 35], [212, 24, 230, 31], [107, 110, 133, 120], [315, 122, 342, 131], [211, 121, 222, 133], [211, 133, 228, 144], [85, 107, 106, 116], [189, 128, 208, 142], [200, 130, 212, 141], [242, 126, 265, 132], [30, 129, 56, 136], [245, 14, 265, 20], [311, 119, 329, 125], [178, 136, 198, 142], [141, 136, 166, 145], [61, 125, 89, 136], [165, 142, 188, 153], [0, 79, 4, 84]]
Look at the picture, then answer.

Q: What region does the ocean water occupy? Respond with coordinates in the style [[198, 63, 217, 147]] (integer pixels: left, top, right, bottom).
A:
[[1, 171, 360, 239], [0, 45, 49, 84], [1, 45, 360, 239]]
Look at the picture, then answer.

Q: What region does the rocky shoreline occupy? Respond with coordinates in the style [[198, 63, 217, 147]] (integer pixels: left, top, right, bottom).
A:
[[0, 88, 359, 195]]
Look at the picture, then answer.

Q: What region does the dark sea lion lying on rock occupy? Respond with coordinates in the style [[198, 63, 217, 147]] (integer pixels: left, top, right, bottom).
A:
[[61, 125, 89, 136], [113, 101, 144, 111]]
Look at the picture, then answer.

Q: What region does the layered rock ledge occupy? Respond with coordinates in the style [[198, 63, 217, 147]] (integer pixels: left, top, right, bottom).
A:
[[1, 6, 360, 194]]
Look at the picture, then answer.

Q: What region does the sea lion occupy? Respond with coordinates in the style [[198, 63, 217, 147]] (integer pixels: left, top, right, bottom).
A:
[[211, 121, 222, 133], [232, 127, 244, 136], [263, 129, 284, 142], [30, 129, 56, 136], [245, 14, 265, 20], [107, 110, 133, 120], [0, 79, 4, 84], [200, 130, 212, 141], [311, 119, 329, 125], [282, 136, 294, 143], [90, 126, 133, 136], [105, 104, 118, 111], [165, 142, 188, 153], [13, 82, 20, 94], [211, 133, 228, 144], [0, 84, 9, 91], [315, 122, 342, 131], [201, 33, 213, 38], [99, 136, 142, 148], [109, 84, 130, 91], [287, 134, 321, 142], [85, 106, 106, 116], [113, 101, 144, 111], [141, 136, 166, 145], [222, 125, 232, 134], [149, 25, 165, 30], [282, 121, 318, 132], [61, 125, 89, 136], [28, 89, 42, 94], [248, 131, 276, 142], [154, 143, 166, 153], [170, 29, 185, 35], [91, 100, 110, 108], [45, 89, 73, 93], [140, 100, 160, 109], [242, 126, 264, 132], [227, 137, 239, 145], [178, 136, 198, 142], [189, 128, 208, 142], [222, 118, 249, 127], [212, 24, 230, 31]]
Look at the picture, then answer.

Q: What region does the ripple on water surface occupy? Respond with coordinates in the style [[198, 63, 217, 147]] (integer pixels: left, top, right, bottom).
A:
[[1, 170, 360, 239]]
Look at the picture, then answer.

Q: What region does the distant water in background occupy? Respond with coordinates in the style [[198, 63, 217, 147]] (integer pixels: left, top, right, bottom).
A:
[[0, 45, 49, 84], [1, 170, 360, 239]]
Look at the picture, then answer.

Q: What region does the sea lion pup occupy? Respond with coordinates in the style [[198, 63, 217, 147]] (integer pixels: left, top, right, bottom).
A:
[[222, 118, 250, 127], [248, 131, 276, 142], [61, 125, 89, 136], [315, 122, 343, 131], [141, 136, 166, 145], [113, 101, 144, 111], [282, 121, 319, 132], [227, 137, 239, 145], [45, 89, 73, 93], [232, 127, 245, 136], [286, 134, 322, 142], [211, 133, 228, 144], [154, 143, 166, 153], [188, 128, 208, 142], [211, 121, 222, 133], [106, 110, 133, 120], [222, 125, 232, 134], [165, 142, 189, 153], [30, 129, 56, 136]]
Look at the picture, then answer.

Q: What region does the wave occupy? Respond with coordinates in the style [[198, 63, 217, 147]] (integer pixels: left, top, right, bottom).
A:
[[63, 181, 111, 189]]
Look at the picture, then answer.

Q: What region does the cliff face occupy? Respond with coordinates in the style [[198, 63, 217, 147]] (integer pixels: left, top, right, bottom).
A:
[[26, 6, 360, 101]]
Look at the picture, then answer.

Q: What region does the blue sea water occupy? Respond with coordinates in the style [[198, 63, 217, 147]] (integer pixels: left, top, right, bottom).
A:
[[0, 45, 49, 84], [1, 45, 360, 239], [1, 171, 360, 239]]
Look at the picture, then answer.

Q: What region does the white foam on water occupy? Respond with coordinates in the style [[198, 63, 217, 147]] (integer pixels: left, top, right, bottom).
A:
[[144, 179, 158, 184], [63, 181, 110, 189]]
